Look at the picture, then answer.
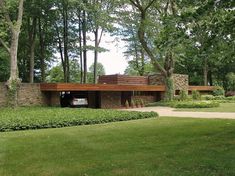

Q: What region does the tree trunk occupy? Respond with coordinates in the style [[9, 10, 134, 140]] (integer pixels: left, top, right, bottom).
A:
[[203, 58, 208, 86], [0, 0, 24, 107], [93, 28, 98, 84], [56, 25, 66, 81], [29, 18, 37, 83], [208, 70, 213, 86], [140, 47, 145, 76], [38, 17, 45, 82], [163, 51, 175, 100], [132, 2, 174, 101], [164, 75, 174, 101], [133, 36, 140, 75], [63, 1, 69, 83], [10, 31, 20, 81], [7, 30, 21, 107], [82, 9, 87, 83], [78, 10, 83, 83]]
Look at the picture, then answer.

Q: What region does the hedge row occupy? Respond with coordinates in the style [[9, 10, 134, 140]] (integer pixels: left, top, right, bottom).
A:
[[173, 101, 220, 108], [0, 108, 158, 132], [202, 95, 235, 102], [146, 100, 220, 108], [146, 101, 174, 107]]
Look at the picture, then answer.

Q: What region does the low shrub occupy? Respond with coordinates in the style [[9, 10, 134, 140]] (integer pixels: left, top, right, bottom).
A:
[[226, 96, 235, 101], [125, 100, 130, 108], [213, 87, 225, 96], [146, 100, 220, 109], [201, 95, 214, 100], [213, 96, 226, 100], [192, 90, 201, 100], [179, 90, 188, 101], [131, 100, 135, 108], [173, 101, 220, 108], [146, 101, 175, 107], [173, 95, 180, 101], [0, 108, 158, 132], [202, 94, 235, 103], [140, 99, 145, 107], [135, 100, 141, 108]]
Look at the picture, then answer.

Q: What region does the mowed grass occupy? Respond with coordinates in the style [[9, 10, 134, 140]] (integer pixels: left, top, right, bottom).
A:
[[176, 103, 235, 112], [1, 117, 235, 176]]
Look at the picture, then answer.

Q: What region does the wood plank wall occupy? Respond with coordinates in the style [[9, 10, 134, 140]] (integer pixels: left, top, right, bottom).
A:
[[99, 75, 148, 85]]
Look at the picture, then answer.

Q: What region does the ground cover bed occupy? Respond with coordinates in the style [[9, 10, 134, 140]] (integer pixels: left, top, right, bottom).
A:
[[176, 103, 235, 112], [146, 100, 220, 108], [1, 117, 235, 176], [0, 107, 157, 132]]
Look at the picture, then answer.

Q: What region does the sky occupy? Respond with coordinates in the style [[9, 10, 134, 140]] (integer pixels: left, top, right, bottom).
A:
[[87, 33, 128, 75], [53, 33, 129, 75]]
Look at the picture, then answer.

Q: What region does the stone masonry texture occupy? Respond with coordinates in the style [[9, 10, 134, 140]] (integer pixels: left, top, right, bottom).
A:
[[148, 74, 189, 91], [100, 91, 121, 109], [0, 83, 48, 107]]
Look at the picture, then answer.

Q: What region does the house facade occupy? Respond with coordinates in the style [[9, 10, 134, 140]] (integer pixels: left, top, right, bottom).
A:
[[0, 74, 215, 108]]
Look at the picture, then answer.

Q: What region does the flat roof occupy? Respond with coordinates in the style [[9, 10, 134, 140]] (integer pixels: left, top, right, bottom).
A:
[[40, 84, 216, 92], [40, 83, 166, 92]]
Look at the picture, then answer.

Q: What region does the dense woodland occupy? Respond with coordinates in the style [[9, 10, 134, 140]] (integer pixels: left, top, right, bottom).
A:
[[0, 0, 234, 104]]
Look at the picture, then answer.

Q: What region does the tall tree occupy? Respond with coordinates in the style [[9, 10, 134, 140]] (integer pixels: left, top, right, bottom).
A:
[[82, 0, 88, 83], [28, 17, 37, 83], [119, 17, 147, 76], [174, 0, 234, 87], [55, 0, 70, 83], [128, 0, 180, 100], [0, 0, 24, 107], [87, 0, 114, 83]]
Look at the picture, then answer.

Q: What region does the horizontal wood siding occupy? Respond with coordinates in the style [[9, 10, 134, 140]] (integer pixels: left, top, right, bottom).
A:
[[99, 75, 148, 85], [40, 83, 166, 92], [98, 75, 118, 84], [117, 75, 148, 85]]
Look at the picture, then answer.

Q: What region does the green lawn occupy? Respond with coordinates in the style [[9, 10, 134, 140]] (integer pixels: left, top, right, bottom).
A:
[[176, 103, 235, 112], [1, 117, 235, 176]]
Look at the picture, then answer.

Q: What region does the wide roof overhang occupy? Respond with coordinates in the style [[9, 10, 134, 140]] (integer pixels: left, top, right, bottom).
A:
[[40, 83, 166, 92], [40, 83, 216, 92]]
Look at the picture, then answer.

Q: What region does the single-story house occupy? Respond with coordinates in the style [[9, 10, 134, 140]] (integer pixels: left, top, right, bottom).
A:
[[0, 74, 215, 108]]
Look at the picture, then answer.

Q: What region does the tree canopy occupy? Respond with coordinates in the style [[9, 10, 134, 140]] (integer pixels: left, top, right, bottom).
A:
[[0, 0, 234, 96]]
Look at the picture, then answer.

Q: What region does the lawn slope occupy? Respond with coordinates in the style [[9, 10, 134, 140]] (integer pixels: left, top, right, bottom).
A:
[[1, 117, 235, 176]]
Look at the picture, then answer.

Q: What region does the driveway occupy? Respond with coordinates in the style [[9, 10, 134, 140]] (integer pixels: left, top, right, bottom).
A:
[[124, 106, 235, 119]]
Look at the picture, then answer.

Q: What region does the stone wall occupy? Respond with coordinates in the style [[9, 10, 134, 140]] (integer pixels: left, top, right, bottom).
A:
[[0, 83, 7, 107], [173, 74, 188, 91], [100, 91, 121, 109], [0, 83, 48, 107], [148, 74, 189, 91]]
